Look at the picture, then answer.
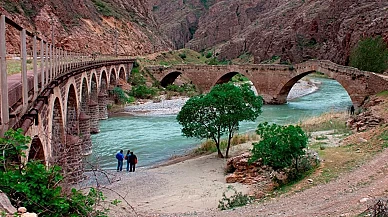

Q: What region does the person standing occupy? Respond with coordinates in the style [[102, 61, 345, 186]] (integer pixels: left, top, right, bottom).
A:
[[125, 150, 131, 172], [350, 105, 355, 115], [128, 151, 138, 172], [115, 150, 124, 172]]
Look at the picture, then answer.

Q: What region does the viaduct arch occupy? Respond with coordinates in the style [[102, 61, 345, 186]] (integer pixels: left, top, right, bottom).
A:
[[147, 60, 388, 107], [5, 61, 133, 183]]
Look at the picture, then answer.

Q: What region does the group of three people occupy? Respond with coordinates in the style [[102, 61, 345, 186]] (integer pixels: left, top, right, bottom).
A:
[[116, 150, 138, 172]]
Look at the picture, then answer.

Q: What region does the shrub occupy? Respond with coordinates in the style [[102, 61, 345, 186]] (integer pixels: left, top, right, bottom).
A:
[[205, 51, 213, 58], [350, 36, 388, 73], [128, 70, 145, 86], [218, 186, 254, 210], [250, 123, 308, 170], [130, 84, 158, 99], [178, 53, 187, 59], [112, 87, 134, 104], [0, 129, 111, 217]]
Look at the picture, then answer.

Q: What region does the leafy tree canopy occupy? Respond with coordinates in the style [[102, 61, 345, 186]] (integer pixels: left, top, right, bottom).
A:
[[349, 36, 388, 73], [250, 122, 308, 170], [177, 82, 263, 158]]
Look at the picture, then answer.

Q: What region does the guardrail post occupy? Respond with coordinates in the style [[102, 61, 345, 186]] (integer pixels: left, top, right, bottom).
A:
[[53, 47, 56, 77], [40, 40, 45, 88], [45, 42, 49, 84], [33, 35, 38, 99], [21, 29, 28, 111], [50, 44, 53, 82], [0, 15, 9, 131]]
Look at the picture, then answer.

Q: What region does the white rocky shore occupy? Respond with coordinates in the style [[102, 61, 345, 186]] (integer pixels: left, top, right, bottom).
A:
[[123, 79, 320, 116]]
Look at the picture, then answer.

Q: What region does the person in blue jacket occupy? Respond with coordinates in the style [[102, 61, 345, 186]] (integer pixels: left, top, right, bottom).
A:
[[115, 150, 124, 172]]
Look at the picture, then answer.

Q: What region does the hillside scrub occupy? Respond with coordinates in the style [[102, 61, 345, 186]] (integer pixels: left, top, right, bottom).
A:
[[350, 36, 388, 73]]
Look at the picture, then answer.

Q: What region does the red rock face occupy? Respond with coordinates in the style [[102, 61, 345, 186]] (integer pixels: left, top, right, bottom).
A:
[[0, 0, 172, 55], [2, 0, 387, 64], [155, 0, 388, 64]]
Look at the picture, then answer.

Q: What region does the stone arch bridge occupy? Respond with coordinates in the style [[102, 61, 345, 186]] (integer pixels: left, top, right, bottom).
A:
[[146, 60, 388, 107]]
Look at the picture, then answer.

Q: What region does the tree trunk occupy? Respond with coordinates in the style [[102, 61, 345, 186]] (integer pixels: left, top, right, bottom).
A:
[[216, 142, 224, 158], [225, 133, 232, 158]]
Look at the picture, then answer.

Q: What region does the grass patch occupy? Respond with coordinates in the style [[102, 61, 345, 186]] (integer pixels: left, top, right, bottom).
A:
[[192, 133, 259, 155], [6, 59, 34, 75], [379, 129, 388, 148], [376, 90, 388, 97], [298, 112, 351, 134], [310, 125, 388, 185]]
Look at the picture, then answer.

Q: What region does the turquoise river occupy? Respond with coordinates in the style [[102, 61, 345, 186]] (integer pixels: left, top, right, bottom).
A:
[[89, 77, 352, 170]]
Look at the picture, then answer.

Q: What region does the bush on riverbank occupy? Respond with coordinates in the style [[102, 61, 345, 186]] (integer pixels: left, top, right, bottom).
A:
[[0, 129, 112, 217]]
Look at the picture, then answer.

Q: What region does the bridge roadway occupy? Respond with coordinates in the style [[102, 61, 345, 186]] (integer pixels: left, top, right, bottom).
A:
[[1, 14, 387, 183]]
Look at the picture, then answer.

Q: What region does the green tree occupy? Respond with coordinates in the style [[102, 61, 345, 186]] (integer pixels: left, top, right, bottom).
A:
[[177, 83, 263, 158], [250, 122, 308, 170], [349, 36, 388, 73]]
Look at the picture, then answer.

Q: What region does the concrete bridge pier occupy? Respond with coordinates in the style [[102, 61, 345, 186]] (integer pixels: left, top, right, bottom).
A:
[[98, 93, 108, 120], [79, 112, 92, 156]]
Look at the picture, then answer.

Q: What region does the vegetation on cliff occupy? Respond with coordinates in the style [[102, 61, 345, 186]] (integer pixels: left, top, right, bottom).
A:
[[350, 36, 388, 73]]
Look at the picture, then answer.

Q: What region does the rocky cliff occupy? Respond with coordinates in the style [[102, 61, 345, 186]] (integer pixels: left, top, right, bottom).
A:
[[0, 0, 172, 55], [152, 0, 388, 64], [2, 0, 387, 64]]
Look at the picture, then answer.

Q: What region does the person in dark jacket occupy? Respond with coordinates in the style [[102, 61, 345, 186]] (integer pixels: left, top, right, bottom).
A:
[[125, 150, 131, 172], [115, 150, 124, 172], [128, 152, 138, 172]]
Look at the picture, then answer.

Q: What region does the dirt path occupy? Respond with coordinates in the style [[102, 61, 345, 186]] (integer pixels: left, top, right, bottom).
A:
[[182, 148, 388, 217]]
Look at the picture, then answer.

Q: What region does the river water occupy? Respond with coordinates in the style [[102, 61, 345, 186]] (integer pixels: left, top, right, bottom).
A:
[[89, 77, 352, 169]]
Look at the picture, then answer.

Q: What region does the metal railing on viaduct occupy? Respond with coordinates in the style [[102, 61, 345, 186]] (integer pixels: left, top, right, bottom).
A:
[[0, 14, 135, 183]]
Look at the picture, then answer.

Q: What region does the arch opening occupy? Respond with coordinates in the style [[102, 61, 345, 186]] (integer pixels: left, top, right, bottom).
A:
[[100, 71, 108, 94], [278, 71, 353, 109], [51, 98, 65, 165], [160, 71, 182, 88], [109, 69, 117, 89], [213, 72, 258, 95], [90, 73, 98, 102], [81, 77, 89, 113], [66, 84, 78, 136], [28, 136, 45, 162], [161, 71, 199, 94], [119, 67, 125, 81]]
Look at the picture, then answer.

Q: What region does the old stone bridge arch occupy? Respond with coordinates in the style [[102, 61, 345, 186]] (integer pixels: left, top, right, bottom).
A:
[[147, 60, 388, 107]]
